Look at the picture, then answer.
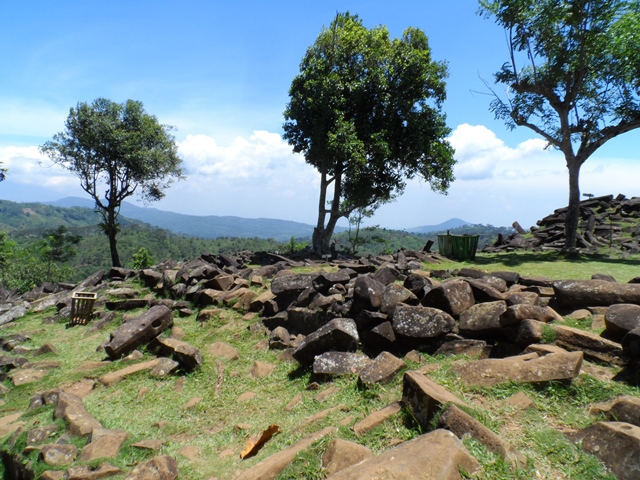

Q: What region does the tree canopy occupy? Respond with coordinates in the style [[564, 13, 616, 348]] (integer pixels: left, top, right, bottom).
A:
[[283, 12, 455, 255], [40, 98, 184, 267], [479, 0, 640, 250]]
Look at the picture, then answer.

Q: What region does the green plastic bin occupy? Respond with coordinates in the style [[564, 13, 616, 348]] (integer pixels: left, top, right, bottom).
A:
[[438, 233, 479, 261]]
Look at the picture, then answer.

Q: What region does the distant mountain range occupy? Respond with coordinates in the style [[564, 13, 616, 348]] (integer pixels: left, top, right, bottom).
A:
[[406, 217, 472, 233], [43, 197, 473, 241]]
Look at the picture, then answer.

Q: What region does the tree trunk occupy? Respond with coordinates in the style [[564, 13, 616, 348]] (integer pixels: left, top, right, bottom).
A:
[[105, 205, 121, 268], [312, 167, 329, 257], [564, 159, 582, 252]]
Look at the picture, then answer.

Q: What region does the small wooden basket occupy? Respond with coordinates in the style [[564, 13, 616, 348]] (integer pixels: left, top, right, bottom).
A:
[[69, 292, 97, 326]]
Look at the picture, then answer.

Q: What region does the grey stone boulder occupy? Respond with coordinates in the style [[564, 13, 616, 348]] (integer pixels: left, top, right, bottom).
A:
[[312, 270, 353, 294], [554, 279, 640, 309], [391, 305, 455, 340], [104, 305, 173, 360], [458, 301, 510, 338], [313, 352, 371, 377], [351, 276, 385, 314], [292, 318, 359, 365], [605, 304, 640, 341], [463, 278, 505, 303], [380, 284, 419, 315], [422, 278, 475, 317]]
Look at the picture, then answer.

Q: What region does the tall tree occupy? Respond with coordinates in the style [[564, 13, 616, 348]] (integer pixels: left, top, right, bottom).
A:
[[283, 13, 455, 255], [40, 98, 184, 267], [479, 0, 640, 250], [40, 226, 81, 281]]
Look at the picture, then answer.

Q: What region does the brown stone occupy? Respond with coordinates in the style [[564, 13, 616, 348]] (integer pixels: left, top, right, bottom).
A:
[[402, 371, 468, 430], [40, 443, 78, 466], [234, 426, 337, 480], [156, 337, 202, 370], [554, 279, 640, 309], [209, 341, 239, 360], [124, 455, 178, 480], [53, 392, 102, 436], [99, 359, 161, 386], [322, 438, 372, 476], [573, 421, 640, 480], [438, 404, 526, 468], [80, 428, 129, 461], [353, 401, 403, 436], [358, 351, 406, 385], [551, 323, 626, 365], [454, 351, 583, 386], [67, 463, 123, 480], [591, 396, 640, 426], [326, 429, 479, 479], [250, 361, 275, 379]]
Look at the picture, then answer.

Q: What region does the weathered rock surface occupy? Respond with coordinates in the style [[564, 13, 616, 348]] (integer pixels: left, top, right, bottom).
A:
[[402, 371, 468, 430], [292, 318, 359, 365], [321, 438, 372, 476], [554, 280, 640, 309], [234, 427, 337, 480], [573, 421, 640, 480], [104, 305, 173, 359], [326, 429, 479, 479], [391, 305, 455, 340], [454, 351, 583, 386], [438, 404, 525, 467]]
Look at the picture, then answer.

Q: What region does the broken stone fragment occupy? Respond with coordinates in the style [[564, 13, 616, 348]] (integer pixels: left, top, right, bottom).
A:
[[358, 351, 406, 385], [326, 429, 479, 479], [422, 278, 475, 317], [292, 318, 359, 365], [313, 351, 371, 377], [104, 305, 173, 360], [322, 438, 372, 476], [572, 421, 640, 480], [402, 371, 469, 430]]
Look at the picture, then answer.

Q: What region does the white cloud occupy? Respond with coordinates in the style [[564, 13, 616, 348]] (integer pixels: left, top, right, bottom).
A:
[[449, 124, 550, 180]]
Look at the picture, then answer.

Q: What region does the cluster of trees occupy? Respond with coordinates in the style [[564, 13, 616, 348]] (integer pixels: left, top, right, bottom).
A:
[[0, 226, 80, 292], [0, 0, 633, 277]]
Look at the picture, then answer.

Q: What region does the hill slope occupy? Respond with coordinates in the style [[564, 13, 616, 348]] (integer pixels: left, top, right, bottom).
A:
[[46, 197, 319, 241]]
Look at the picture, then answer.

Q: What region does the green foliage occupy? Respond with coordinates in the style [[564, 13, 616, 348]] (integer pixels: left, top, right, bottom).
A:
[[40, 97, 185, 267], [479, 0, 640, 249], [283, 12, 455, 253], [541, 324, 558, 344], [40, 225, 81, 281], [132, 246, 155, 269], [284, 236, 308, 255]]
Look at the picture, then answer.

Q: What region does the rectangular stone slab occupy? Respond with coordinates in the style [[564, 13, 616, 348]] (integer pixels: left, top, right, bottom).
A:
[[104, 305, 173, 360], [454, 351, 583, 386]]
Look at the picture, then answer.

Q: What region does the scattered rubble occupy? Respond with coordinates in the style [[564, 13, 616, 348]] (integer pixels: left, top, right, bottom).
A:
[[1, 245, 640, 478]]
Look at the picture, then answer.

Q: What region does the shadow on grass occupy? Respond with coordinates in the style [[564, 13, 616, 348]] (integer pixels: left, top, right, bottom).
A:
[[470, 251, 640, 268]]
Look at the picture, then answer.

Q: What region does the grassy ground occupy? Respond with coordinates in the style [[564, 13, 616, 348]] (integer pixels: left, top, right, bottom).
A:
[[438, 250, 640, 283], [0, 253, 638, 478]]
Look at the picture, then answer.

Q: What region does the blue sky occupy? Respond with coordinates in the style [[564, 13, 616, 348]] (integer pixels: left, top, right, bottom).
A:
[[1, 0, 638, 230]]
